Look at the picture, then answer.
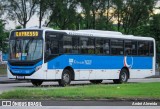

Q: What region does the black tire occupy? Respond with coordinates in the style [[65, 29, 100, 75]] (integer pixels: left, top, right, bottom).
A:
[[58, 69, 71, 87], [90, 80, 103, 84], [113, 79, 121, 84], [31, 80, 43, 86], [113, 69, 129, 84]]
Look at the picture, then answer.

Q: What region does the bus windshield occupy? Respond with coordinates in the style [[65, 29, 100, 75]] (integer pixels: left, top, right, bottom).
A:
[[9, 39, 43, 61]]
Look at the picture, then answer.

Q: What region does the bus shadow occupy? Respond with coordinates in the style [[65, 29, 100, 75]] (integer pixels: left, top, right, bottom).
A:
[[15, 82, 138, 88]]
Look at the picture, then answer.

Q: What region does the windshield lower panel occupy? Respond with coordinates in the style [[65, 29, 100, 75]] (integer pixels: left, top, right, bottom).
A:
[[9, 39, 43, 61]]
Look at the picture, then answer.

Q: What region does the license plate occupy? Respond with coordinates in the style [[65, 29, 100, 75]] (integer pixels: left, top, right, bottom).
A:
[[17, 76, 25, 79]]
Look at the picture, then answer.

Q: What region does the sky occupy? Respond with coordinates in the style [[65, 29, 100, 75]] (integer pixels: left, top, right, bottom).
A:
[[4, 1, 160, 30], [5, 15, 46, 30]]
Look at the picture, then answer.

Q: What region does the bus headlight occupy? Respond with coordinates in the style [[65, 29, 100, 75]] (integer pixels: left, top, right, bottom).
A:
[[35, 65, 42, 71]]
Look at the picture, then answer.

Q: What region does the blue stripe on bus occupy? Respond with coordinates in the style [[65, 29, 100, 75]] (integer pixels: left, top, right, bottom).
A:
[[8, 61, 43, 75], [8, 55, 153, 75], [48, 55, 153, 69]]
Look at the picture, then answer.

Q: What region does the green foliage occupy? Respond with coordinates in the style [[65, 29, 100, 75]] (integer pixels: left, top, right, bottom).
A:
[[46, 0, 78, 30], [150, 14, 160, 38], [0, 20, 8, 53], [36, 0, 50, 28], [4, 0, 38, 28], [15, 25, 22, 29], [1, 82, 160, 100], [0, 0, 5, 16], [150, 14, 160, 53], [78, 0, 115, 30], [114, 0, 158, 34], [0, 64, 7, 76], [0, 0, 160, 54]]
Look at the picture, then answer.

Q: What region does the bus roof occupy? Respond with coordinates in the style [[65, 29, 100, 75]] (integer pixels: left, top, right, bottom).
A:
[[12, 27, 155, 41]]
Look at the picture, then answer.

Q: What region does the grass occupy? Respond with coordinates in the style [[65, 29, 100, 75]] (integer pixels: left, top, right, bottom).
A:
[[0, 82, 160, 100], [0, 64, 7, 76]]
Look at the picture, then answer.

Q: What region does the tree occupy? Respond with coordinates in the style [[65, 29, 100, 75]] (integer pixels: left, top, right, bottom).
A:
[[15, 25, 22, 29], [0, 1, 8, 53], [78, 0, 117, 30], [149, 14, 160, 53], [78, 0, 91, 29], [4, 0, 37, 28], [78, 0, 103, 29], [120, 0, 158, 34], [0, 0, 4, 16], [0, 20, 8, 53], [0, 1, 3, 16], [36, 0, 49, 28], [0, 0, 6, 16], [46, 0, 78, 29], [112, 0, 124, 31], [96, 0, 117, 30]]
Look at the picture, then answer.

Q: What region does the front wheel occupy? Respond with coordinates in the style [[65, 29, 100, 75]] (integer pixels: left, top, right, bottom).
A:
[[58, 69, 71, 87], [113, 69, 129, 84], [31, 80, 43, 86], [90, 80, 103, 84]]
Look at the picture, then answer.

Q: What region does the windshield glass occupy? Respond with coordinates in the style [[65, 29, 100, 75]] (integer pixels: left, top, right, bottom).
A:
[[9, 39, 43, 61]]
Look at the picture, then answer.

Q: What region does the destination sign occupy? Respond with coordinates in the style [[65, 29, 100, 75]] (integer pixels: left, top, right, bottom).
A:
[[15, 31, 39, 37]]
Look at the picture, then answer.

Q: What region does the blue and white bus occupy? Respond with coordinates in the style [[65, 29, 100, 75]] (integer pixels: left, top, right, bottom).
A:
[[7, 28, 156, 86]]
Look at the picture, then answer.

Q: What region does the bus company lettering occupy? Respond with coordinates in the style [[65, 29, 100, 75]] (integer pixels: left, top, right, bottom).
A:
[[69, 58, 74, 65], [84, 60, 92, 65], [69, 58, 92, 65], [69, 32, 93, 36]]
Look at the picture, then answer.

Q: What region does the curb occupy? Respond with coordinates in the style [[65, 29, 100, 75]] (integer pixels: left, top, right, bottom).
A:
[[0, 75, 7, 77], [0, 80, 27, 84], [0, 76, 28, 84]]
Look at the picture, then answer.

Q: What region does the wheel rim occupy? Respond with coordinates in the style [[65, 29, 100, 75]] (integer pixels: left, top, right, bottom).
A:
[[63, 73, 70, 83], [121, 72, 127, 82]]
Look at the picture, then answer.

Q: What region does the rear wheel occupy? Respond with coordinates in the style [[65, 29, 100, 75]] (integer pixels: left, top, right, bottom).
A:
[[90, 80, 103, 84], [113, 69, 129, 84], [31, 80, 43, 86], [58, 69, 71, 87]]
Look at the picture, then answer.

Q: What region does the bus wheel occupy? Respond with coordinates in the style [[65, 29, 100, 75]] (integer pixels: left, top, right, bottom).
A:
[[90, 80, 103, 84], [31, 80, 43, 86], [58, 69, 71, 87], [113, 69, 129, 84]]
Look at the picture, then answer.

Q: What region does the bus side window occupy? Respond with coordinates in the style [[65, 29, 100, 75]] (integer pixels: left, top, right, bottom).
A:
[[45, 33, 59, 56], [72, 37, 79, 54], [131, 41, 137, 55], [124, 40, 132, 55], [45, 39, 51, 55], [88, 38, 95, 54], [51, 40, 58, 54], [95, 38, 103, 54], [80, 37, 88, 54], [138, 41, 149, 56], [63, 36, 72, 54], [149, 41, 154, 56], [103, 40, 110, 55], [95, 38, 110, 55], [111, 39, 123, 55]]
